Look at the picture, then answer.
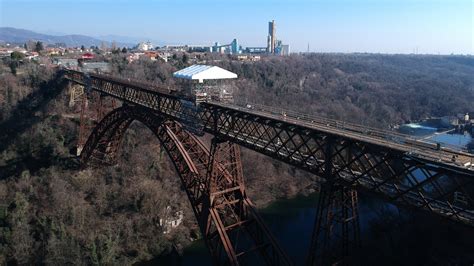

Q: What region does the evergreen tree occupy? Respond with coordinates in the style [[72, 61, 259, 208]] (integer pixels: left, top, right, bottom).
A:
[[35, 41, 44, 52]]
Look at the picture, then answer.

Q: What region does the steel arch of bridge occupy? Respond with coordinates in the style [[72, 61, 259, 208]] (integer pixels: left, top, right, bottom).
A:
[[64, 70, 474, 226], [63, 69, 474, 265], [79, 105, 291, 266]]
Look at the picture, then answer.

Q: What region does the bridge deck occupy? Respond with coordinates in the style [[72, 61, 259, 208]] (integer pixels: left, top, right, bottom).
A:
[[63, 69, 474, 227], [213, 102, 474, 171]]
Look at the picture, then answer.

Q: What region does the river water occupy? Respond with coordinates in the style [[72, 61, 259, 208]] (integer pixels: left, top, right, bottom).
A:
[[158, 124, 474, 265]]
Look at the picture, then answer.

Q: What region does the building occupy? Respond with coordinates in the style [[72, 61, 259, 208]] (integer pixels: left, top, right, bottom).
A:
[[160, 45, 188, 52], [46, 47, 65, 56], [231, 39, 239, 54], [245, 47, 267, 54], [136, 41, 154, 51], [143, 51, 158, 61], [25, 51, 39, 60], [54, 58, 79, 69], [173, 64, 238, 103], [159, 206, 184, 234], [209, 39, 241, 54], [268, 20, 276, 54], [81, 62, 111, 73], [81, 53, 95, 60], [127, 52, 142, 63], [235, 55, 261, 62], [280, 44, 290, 56]]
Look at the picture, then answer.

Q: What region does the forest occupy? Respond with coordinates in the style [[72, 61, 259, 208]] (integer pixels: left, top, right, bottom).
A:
[[108, 53, 474, 126], [0, 53, 473, 264]]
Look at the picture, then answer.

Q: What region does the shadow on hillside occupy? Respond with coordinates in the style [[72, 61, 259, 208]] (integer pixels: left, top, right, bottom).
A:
[[0, 155, 80, 180], [0, 72, 68, 154]]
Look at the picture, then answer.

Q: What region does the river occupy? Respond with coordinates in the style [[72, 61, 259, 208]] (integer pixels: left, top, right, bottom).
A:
[[157, 123, 474, 265]]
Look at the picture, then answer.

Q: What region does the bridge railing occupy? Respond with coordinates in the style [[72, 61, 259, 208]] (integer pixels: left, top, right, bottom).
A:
[[63, 70, 474, 227], [231, 102, 473, 154], [233, 102, 413, 139], [63, 69, 473, 168]]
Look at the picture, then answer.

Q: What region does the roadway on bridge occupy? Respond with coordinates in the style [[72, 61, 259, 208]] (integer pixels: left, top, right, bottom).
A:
[[213, 102, 474, 171]]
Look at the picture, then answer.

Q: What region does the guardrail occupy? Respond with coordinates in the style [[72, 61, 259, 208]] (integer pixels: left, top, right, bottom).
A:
[[232, 102, 473, 159]]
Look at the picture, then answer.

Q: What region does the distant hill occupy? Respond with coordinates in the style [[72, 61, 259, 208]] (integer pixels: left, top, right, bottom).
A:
[[0, 27, 134, 47]]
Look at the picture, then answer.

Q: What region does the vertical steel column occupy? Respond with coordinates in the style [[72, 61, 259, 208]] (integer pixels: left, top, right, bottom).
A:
[[68, 84, 85, 107], [77, 88, 88, 156], [94, 91, 105, 123], [307, 137, 361, 266]]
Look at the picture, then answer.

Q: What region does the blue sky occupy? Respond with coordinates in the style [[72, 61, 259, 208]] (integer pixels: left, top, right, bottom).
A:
[[0, 0, 472, 54]]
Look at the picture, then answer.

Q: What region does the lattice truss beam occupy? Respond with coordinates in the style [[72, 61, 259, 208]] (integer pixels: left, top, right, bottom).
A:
[[198, 105, 474, 226], [78, 105, 291, 266], [64, 70, 474, 226]]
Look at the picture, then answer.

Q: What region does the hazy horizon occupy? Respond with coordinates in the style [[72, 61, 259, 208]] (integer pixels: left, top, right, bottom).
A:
[[0, 0, 472, 54]]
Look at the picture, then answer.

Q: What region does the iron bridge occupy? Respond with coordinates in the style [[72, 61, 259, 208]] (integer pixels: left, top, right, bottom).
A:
[[62, 69, 474, 266]]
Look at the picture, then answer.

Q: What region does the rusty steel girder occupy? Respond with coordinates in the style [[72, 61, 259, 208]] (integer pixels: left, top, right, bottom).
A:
[[307, 183, 361, 266], [64, 70, 474, 227], [78, 105, 292, 266], [197, 103, 474, 226], [65, 70, 474, 264]]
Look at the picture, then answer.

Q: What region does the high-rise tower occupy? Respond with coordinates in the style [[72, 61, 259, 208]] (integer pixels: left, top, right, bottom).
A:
[[268, 20, 276, 54]]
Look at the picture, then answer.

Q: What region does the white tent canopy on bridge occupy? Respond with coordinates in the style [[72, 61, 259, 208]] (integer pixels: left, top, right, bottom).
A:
[[173, 64, 238, 83]]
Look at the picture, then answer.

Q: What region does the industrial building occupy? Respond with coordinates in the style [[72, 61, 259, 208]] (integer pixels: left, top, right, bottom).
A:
[[210, 39, 240, 54], [266, 20, 290, 55], [156, 20, 289, 56], [267, 20, 276, 54], [208, 20, 290, 56]]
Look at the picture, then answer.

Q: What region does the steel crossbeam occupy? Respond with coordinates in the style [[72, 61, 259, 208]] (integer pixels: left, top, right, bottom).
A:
[[63, 70, 474, 266], [64, 70, 474, 226], [77, 105, 291, 266]]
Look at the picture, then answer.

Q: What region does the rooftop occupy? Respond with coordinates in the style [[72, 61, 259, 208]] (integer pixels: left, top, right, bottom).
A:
[[173, 65, 237, 83]]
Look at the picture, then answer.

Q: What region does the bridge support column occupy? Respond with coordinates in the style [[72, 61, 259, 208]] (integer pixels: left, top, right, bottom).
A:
[[308, 183, 361, 265], [77, 90, 92, 156], [93, 91, 105, 122], [75, 88, 112, 157], [205, 139, 249, 265], [307, 137, 361, 265], [206, 138, 292, 265], [67, 82, 88, 156], [68, 83, 85, 108]]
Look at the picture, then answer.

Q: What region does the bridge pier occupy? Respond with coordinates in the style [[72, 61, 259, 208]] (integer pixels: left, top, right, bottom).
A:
[[70, 79, 117, 157], [206, 138, 291, 265], [68, 83, 85, 108], [63, 70, 474, 265], [307, 136, 361, 265], [308, 183, 361, 265]]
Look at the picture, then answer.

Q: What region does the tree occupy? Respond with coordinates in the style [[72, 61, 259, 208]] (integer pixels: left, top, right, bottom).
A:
[[81, 45, 85, 51], [11, 51, 25, 61], [23, 43, 28, 50], [182, 54, 188, 64], [35, 41, 44, 52], [9, 62, 17, 75], [9, 51, 25, 75], [121, 47, 127, 53]]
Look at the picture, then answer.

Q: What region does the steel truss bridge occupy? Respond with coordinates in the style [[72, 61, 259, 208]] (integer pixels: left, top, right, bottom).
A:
[[63, 69, 474, 266]]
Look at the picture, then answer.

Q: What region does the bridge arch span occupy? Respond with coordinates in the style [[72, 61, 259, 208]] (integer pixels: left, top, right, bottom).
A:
[[79, 104, 292, 266]]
